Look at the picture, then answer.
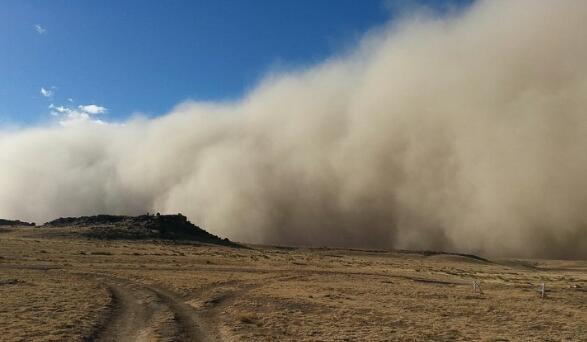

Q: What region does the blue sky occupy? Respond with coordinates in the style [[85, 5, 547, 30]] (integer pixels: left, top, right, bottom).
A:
[[0, 0, 471, 126]]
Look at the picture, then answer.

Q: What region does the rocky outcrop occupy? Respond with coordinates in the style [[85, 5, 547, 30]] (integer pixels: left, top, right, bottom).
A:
[[44, 213, 237, 246], [0, 219, 35, 227]]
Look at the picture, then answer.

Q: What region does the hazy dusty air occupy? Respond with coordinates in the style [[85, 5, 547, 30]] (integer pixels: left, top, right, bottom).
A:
[[1, 0, 587, 258]]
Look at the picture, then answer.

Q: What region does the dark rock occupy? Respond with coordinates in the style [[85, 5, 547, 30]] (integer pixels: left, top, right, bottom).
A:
[[43, 214, 238, 246], [0, 219, 35, 227]]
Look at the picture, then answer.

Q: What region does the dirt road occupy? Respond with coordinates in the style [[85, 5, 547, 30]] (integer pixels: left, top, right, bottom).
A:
[[86, 274, 211, 342]]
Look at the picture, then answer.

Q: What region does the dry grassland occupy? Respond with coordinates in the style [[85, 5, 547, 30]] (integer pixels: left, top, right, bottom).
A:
[[1, 227, 586, 341]]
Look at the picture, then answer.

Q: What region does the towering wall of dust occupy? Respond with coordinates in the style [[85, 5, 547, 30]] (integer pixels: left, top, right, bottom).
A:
[[2, 0, 587, 258]]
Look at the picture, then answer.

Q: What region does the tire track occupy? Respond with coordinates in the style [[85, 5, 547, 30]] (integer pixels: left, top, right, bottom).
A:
[[81, 273, 210, 342], [92, 283, 151, 342]]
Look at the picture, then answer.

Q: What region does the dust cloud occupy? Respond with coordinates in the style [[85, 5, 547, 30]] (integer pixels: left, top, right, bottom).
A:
[[2, 0, 587, 258]]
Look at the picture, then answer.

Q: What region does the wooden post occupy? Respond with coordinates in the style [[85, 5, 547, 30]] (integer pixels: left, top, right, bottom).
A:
[[472, 280, 483, 294]]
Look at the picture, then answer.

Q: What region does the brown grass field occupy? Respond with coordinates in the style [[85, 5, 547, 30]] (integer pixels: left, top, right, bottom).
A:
[[1, 226, 586, 341]]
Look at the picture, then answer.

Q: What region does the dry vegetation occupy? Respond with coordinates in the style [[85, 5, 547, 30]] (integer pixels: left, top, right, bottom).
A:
[[1, 226, 586, 341]]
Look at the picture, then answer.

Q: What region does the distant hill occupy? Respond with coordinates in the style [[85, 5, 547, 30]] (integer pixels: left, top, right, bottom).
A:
[[43, 213, 237, 246], [0, 219, 35, 227]]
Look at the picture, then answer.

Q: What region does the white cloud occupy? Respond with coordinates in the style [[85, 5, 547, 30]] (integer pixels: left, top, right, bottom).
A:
[[40, 87, 54, 98], [34, 24, 46, 35], [62, 110, 91, 124], [78, 104, 107, 115], [48, 103, 109, 126], [48, 104, 68, 115], [59, 108, 105, 126], [59, 113, 107, 127]]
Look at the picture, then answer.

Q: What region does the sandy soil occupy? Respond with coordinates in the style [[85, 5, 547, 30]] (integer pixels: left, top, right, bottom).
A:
[[1, 227, 586, 341]]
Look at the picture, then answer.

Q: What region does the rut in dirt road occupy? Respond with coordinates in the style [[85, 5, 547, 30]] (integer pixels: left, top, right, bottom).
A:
[[89, 276, 211, 342]]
